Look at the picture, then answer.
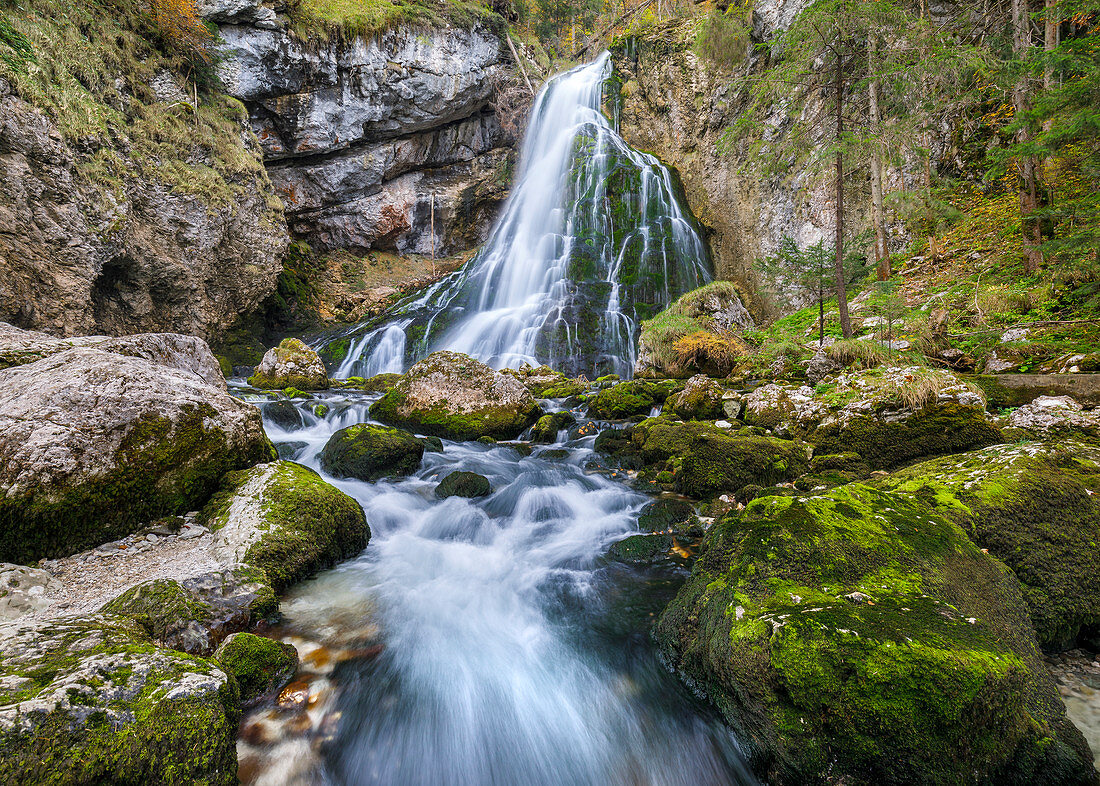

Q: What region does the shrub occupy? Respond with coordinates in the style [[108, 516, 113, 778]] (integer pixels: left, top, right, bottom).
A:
[[672, 330, 746, 375]]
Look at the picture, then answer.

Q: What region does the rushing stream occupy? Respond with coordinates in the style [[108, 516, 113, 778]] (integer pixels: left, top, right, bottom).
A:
[[234, 388, 757, 785], [326, 53, 712, 380]]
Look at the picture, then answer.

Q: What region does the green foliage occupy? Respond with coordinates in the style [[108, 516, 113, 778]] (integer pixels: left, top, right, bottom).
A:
[[693, 4, 749, 70], [287, 0, 500, 41], [0, 15, 34, 70]]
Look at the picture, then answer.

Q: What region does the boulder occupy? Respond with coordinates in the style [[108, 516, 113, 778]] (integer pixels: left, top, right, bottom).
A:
[[101, 568, 276, 655], [503, 365, 586, 399], [606, 533, 673, 564], [878, 441, 1100, 649], [214, 632, 298, 708], [663, 374, 724, 420], [637, 498, 700, 535], [319, 424, 424, 481], [434, 471, 492, 500], [262, 399, 305, 431], [530, 411, 575, 443], [587, 379, 683, 420], [248, 338, 328, 390], [0, 615, 239, 785], [743, 367, 1000, 469], [202, 461, 369, 592], [0, 347, 275, 564], [657, 483, 1097, 785], [370, 351, 541, 441], [0, 563, 63, 620], [1006, 396, 1100, 440]]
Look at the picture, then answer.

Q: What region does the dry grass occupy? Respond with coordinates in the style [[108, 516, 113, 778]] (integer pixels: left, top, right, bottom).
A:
[[826, 338, 895, 369], [672, 330, 747, 375], [877, 368, 985, 411]]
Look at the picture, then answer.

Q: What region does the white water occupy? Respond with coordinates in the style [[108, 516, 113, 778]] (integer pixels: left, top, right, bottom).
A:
[[238, 391, 757, 786], [330, 53, 711, 380]]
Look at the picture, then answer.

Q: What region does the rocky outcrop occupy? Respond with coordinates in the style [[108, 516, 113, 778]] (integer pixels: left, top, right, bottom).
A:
[[211, 11, 512, 256], [0, 59, 286, 340], [248, 337, 328, 390], [370, 351, 542, 440], [201, 460, 369, 592], [0, 344, 274, 564], [657, 483, 1098, 785], [0, 614, 240, 785]]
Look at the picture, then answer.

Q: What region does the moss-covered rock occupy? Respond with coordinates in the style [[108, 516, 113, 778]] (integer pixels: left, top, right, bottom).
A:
[[101, 568, 276, 656], [587, 379, 683, 419], [637, 497, 701, 535], [214, 632, 297, 708], [333, 372, 403, 393], [248, 338, 328, 391], [607, 533, 673, 564], [434, 471, 492, 499], [656, 483, 1096, 785], [202, 461, 368, 593], [0, 347, 275, 564], [530, 411, 575, 443], [502, 365, 586, 399], [370, 351, 541, 441], [877, 441, 1100, 649], [0, 615, 239, 785], [319, 424, 424, 482], [663, 374, 724, 420], [263, 399, 305, 431]]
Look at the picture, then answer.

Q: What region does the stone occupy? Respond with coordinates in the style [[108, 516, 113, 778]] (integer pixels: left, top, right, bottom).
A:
[[657, 484, 1097, 785], [0, 563, 63, 620], [370, 351, 542, 441], [0, 347, 275, 564], [1007, 396, 1100, 439], [0, 615, 239, 785], [248, 338, 328, 390], [637, 498, 700, 535], [319, 424, 424, 481], [202, 461, 369, 593], [530, 411, 575, 443], [606, 533, 673, 564], [214, 632, 298, 708], [663, 374, 724, 420], [587, 379, 683, 419], [263, 399, 305, 431], [434, 471, 492, 500]]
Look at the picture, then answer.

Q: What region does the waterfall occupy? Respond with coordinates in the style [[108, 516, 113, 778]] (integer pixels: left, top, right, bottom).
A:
[[328, 52, 711, 379]]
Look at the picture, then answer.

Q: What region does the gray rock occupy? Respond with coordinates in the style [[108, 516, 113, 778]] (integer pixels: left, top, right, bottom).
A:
[[0, 563, 63, 620], [1008, 396, 1100, 438], [198, 0, 278, 27], [248, 337, 328, 390], [0, 347, 274, 563]]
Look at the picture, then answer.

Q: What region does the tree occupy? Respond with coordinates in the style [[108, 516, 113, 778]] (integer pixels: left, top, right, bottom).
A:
[[1012, 0, 1046, 272]]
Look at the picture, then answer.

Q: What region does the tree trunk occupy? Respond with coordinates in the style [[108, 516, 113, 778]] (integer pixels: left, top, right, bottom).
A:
[[834, 49, 853, 339], [868, 33, 889, 280], [1013, 0, 1043, 272]]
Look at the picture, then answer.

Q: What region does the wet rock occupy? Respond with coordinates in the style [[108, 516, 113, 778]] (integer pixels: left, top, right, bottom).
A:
[[248, 338, 328, 390], [434, 471, 492, 500], [587, 379, 683, 419], [607, 534, 673, 564], [503, 366, 586, 399], [335, 372, 403, 393], [0, 347, 275, 564], [657, 484, 1097, 785], [0, 615, 239, 785], [214, 632, 298, 708], [0, 563, 63, 620], [663, 375, 723, 420], [419, 435, 445, 453], [202, 461, 369, 593], [319, 424, 424, 481], [637, 498, 700, 535], [531, 411, 576, 443], [371, 351, 541, 441], [263, 399, 305, 431], [101, 569, 276, 655]]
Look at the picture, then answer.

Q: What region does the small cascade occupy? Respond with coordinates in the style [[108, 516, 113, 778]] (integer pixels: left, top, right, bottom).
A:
[[327, 52, 711, 379]]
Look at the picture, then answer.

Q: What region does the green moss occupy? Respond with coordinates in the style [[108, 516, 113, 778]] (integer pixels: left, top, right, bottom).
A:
[[607, 533, 673, 564], [878, 442, 1100, 649], [247, 338, 328, 391], [319, 423, 424, 481], [214, 632, 297, 707], [332, 372, 402, 393], [0, 406, 275, 564], [587, 379, 684, 419], [371, 378, 541, 441], [287, 0, 502, 42], [530, 411, 575, 443], [434, 470, 491, 499], [656, 483, 1095, 785]]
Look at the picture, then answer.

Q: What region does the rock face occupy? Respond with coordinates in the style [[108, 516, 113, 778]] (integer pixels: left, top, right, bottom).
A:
[[212, 14, 512, 257], [879, 441, 1100, 650], [248, 337, 328, 390], [0, 345, 274, 564], [0, 70, 286, 341], [371, 351, 542, 440], [657, 483, 1097, 785], [319, 424, 425, 482], [202, 460, 369, 592], [0, 563, 64, 620], [0, 614, 240, 785]]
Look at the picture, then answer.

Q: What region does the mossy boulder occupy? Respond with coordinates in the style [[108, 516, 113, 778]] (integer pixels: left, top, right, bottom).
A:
[[0, 347, 275, 564], [214, 632, 297, 708], [587, 379, 683, 419], [502, 365, 585, 399], [637, 498, 700, 535], [656, 483, 1096, 785], [663, 374, 724, 420], [202, 461, 369, 593], [0, 615, 239, 785], [606, 533, 673, 564], [530, 411, 575, 443], [743, 367, 1000, 469], [319, 424, 424, 482], [247, 338, 328, 390], [370, 351, 541, 441], [101, 568, 276, 656], [263, 399, 305, 431], [434, 471, 492, 499], [877, 441, 1100, 649], [334, 372, 402, 393]]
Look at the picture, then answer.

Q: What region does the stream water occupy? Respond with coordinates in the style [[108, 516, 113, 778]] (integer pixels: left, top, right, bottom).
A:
[[234, 389, 758, 786], [327, 53, 712, 380]]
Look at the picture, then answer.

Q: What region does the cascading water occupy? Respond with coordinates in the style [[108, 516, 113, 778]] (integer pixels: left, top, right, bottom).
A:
[[235, 388, 759, 786], [329, 53, 711, 380]]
